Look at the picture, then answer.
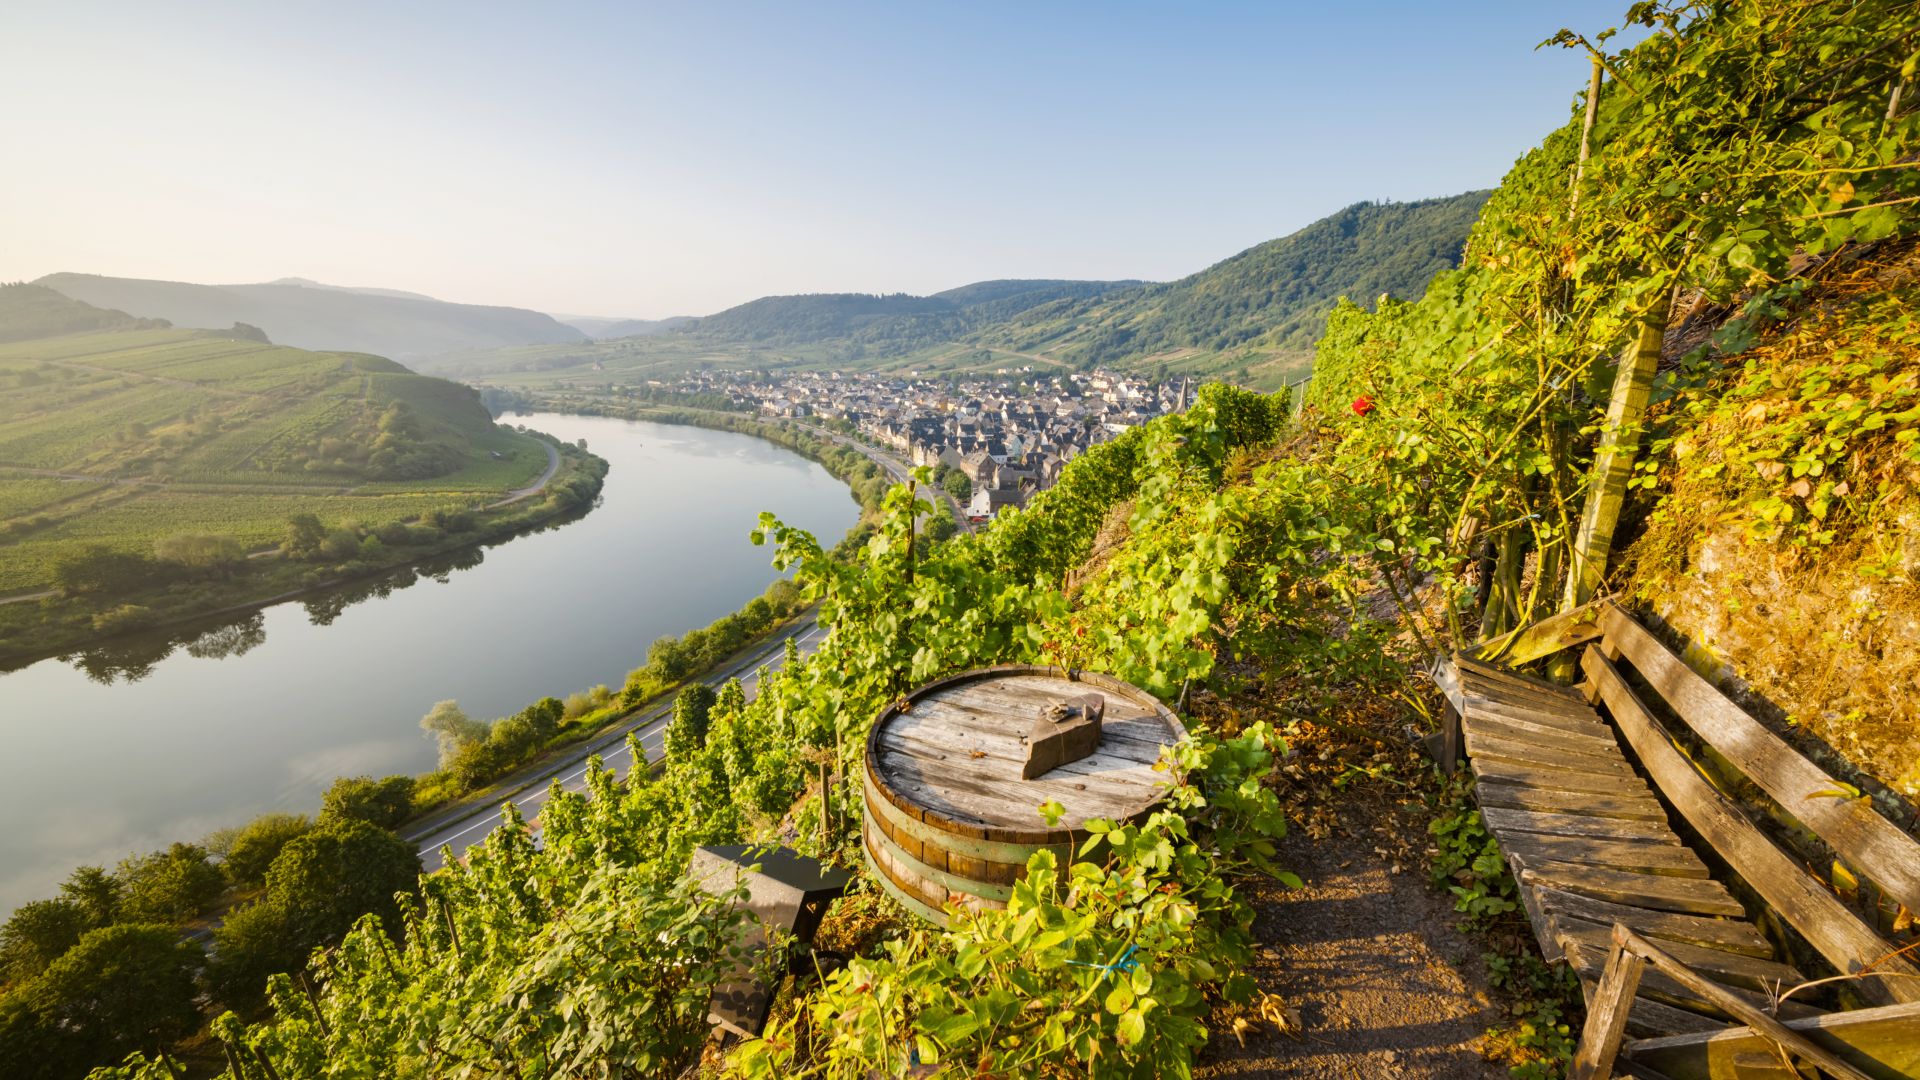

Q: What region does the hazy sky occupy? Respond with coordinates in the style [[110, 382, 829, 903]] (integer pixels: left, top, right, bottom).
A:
[[0, 2, 1638, 317]]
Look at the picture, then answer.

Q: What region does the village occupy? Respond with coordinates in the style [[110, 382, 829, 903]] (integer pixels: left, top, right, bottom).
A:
[[676, 368, 1192, 522]]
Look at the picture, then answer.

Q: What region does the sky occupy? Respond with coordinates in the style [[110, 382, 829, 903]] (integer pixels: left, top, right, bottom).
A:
[[0, 2, 1641, 318]]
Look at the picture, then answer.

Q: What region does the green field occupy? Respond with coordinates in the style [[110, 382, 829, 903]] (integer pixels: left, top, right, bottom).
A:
[[0, 323, 554, 595]]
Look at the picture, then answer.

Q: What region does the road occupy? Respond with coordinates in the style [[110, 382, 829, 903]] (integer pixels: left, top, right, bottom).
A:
[[487, 437, 563, 509], [404, 613, 829, 868], [795, 423, 973, 533]]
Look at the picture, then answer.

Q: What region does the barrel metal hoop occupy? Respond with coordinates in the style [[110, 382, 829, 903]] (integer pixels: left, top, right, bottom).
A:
[[864, 828, 951, 927], [865, 818, 1017, 904], [863, 772, 1071, 868]]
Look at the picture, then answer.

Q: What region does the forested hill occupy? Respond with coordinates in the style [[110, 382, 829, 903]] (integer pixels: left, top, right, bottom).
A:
[[34, 273, 586, 359], [0, 283, 170, 343], [683, 279, 1143, 353], [976, 192, 1489, 378]]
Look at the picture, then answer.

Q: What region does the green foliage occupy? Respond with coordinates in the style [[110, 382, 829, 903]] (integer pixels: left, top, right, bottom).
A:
[[665, 683, 718, 759], [0, 901, 87, 984], [1427, 780, 1518, 925], [0, 283, 168, 343], [212, 813, 313, 888], [987, 194, 1488, 374], [735, 726, 1288, 1080], [208, 819, 421, 1011], [116, 844, 225, 926], [0, 924, 200, 1080], [317, 774, 417, 830], [52, 545, 165, 596]]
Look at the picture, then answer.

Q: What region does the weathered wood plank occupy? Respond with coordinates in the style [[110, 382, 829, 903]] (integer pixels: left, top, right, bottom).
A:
[[1476, 781, 1669, 822], [1533, 886, 1774, 957], [1468, 599, 1607, 665], [1521, 861, 1745, 916], [1584, 647, 1920, 1006], [1607, 927, 1875, 1080], [1464, 681, 1612, 722], [1625, 1001, 1920, 1080], [1464, 733, 1639, 775], [1600, 603, 1920, 920], [1481, 806, 1679, 844], [1558, 937, 1827, 1023], [1456, 653, 1588, 700], [1498, 830, 1710, 876], [1569, 934, 1646, 1080], [1464, 712, 1623, 753], [1472, 759, 1655, 796], [1548, 916, 1801, 993], [1432, 653, 1466, 717]]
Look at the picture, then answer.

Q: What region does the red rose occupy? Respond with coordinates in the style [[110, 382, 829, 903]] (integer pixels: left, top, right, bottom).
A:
[[1351, 395, 1376, 417]]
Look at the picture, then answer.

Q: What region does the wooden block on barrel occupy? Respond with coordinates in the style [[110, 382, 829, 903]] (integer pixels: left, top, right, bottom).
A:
[[1022, 692, 1105, 779]]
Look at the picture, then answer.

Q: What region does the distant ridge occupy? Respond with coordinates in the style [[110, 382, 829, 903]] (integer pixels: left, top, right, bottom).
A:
[[0, 282, 170, 343], [35, 273, 586, 359], [559, 314, 698, 340]]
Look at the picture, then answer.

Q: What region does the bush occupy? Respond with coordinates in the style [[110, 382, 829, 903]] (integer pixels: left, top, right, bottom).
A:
[[216, 813, 313, 887], [318, 775, 416, 830], [0, 925, 200, 1080], [117, 843, 225, 925], [89, 604, 155, 634]]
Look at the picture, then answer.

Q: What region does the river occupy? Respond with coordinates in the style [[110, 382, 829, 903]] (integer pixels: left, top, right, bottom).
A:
[[0, 413, 859, 916]]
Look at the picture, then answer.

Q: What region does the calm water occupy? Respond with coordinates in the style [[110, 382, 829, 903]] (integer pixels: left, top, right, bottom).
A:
[[0, 414, 857, 916]]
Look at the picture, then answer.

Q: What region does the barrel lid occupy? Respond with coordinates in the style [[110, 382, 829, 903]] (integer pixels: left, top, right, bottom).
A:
[[864, 665, 1185, 845]]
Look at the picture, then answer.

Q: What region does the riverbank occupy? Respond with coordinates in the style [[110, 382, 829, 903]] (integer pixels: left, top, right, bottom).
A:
[[0, 437, 606, 666]]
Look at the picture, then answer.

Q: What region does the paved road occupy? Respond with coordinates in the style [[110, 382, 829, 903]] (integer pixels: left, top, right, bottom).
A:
[[797, 423, 973, 533], [405, 613, 829, 868], [488, 437, 563, 509]]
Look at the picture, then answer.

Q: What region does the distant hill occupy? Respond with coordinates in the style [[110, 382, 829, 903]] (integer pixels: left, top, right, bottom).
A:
[[685, 279, 1143, 355], [0, 283, 170, 343], [34, 273, 586, 359], [559, 314, 698, 340], [979, 192, 1490, 373]]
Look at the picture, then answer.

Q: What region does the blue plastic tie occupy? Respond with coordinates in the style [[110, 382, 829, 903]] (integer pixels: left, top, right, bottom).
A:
[[1067, 943, 1139, 980]]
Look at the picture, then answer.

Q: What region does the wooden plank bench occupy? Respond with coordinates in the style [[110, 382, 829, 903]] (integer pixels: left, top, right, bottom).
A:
[[1435, 601, 1920, 1054]]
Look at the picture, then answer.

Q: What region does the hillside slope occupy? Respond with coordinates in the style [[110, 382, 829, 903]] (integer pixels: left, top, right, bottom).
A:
[[980, 192, 1488, 379], [35, 273, 585, 359], [0, 289, 559, 599], [0, 283, 170, 343]]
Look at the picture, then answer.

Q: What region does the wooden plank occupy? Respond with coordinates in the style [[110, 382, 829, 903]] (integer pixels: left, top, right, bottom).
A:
[[1626, 1001, 1920, 1080], [1584, 647, 1920, 1006], [1497, 830, 1710, 876], [1521, 861, 1745, 916], [1547, 916, 1801, 993], [1468, 599, 1607, 665], [1463, 681, 1612, 722], [1558, 937, 1827, 1023], [1600, 603, 1920, 919], [1472, 759, 1654, 796], [1583, 984, 1731, 1039], [1570, 933, 1646, 1080], [1432, 653, 1466, 717], [1465, 712, 1623, 753], [1464, 733, 1639, 775], [1481, 806, 1678, 844], [1456, 653, 1588, 700], [1609, 927, 1875, 1080], [1533, 886, 1774, 957], [1476, 781, 1669, 822]]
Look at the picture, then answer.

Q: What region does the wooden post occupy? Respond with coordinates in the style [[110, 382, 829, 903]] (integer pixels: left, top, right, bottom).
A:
[[1570, 923, 1647, 1080], [1563, 295, 1671, 609], [1571, 55, 1604, 219]]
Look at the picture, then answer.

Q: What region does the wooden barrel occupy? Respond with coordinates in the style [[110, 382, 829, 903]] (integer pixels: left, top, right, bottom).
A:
[[862, 665, 1186, 926]]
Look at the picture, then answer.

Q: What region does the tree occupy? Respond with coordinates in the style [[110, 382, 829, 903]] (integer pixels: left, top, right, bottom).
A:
[[282, 513, 327, 559], [58, 866, 122, 929], [318, 774, 416, 830], [117, 843, 224, 924], [318, 527, 362, 562], [51, 545, 159, 596], [925, 513, 958, 542], [665, 683, 717, 759], [420, 700, 488, 767], [152, 532, 244, 575], [0, 900, 85, 982], [217, 812, 312, 887], [3, 925, 200, 1079], [210, 819, 421, 1011], [942, 468, 972, 503]]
